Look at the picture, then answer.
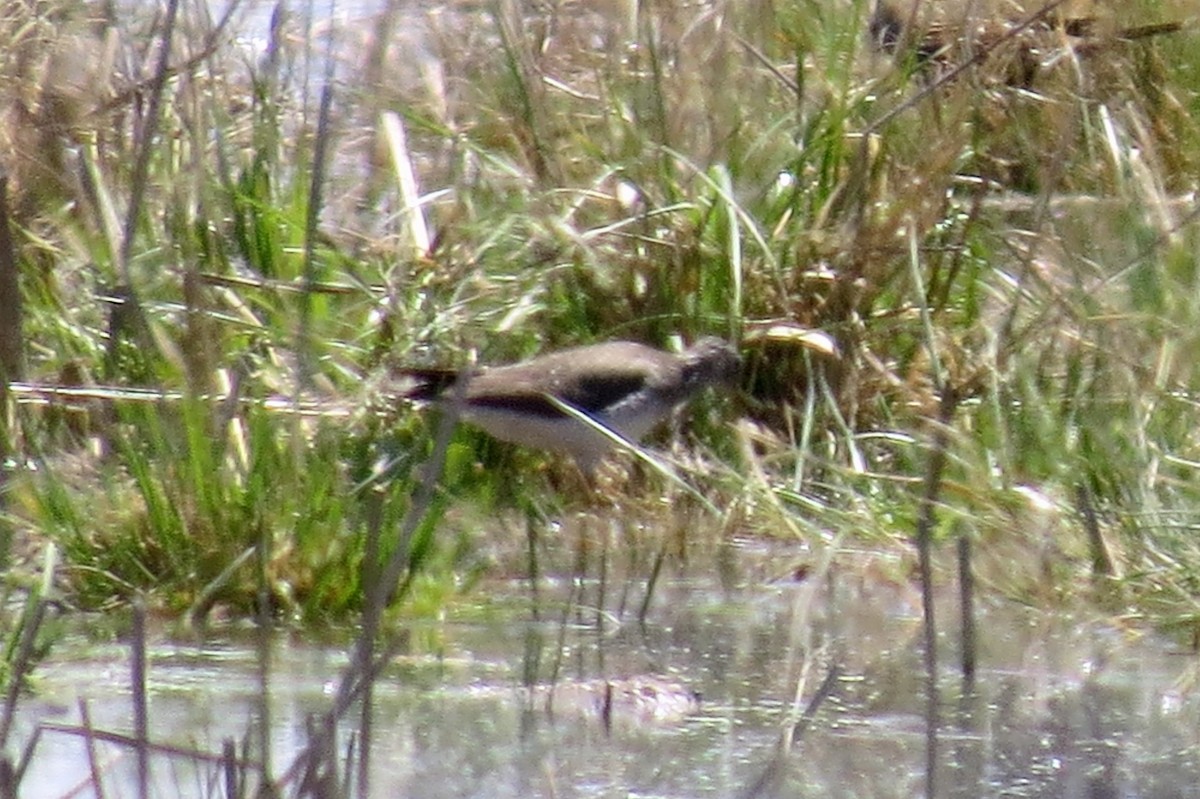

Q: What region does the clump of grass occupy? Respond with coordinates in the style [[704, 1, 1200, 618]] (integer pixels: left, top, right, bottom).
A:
[[0, 0, 1197, 647]]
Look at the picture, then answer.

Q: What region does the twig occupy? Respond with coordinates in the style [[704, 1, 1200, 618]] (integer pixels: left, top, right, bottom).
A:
[[40, 723, 260, 767], [915, 387, 958, 799], [79, 699, 107, 799], [638, 547, 667, 625], [957, 532, 976, 689], [738, 659, 843, 799], [131, 599, 149, 799]]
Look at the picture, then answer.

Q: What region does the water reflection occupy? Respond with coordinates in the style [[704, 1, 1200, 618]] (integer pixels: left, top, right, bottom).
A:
[[9, 539, 1200, 797]]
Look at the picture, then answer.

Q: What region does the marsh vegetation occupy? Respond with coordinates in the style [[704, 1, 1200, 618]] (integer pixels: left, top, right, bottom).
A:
[[1, 0, 1199, 795]]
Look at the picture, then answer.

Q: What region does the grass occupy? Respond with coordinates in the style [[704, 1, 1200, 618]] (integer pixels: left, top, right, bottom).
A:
[[0, 0, 1199, 692]]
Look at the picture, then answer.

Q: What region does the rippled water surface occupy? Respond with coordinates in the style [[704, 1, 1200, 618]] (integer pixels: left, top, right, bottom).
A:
[[11, 536, 1200, 798]]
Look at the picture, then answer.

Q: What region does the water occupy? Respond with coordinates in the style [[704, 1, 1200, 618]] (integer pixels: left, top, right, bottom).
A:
[[9, 538, 1200, 798]]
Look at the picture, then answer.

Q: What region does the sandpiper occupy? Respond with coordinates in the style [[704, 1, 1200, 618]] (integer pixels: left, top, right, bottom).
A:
[[397, 337, 741, 473]]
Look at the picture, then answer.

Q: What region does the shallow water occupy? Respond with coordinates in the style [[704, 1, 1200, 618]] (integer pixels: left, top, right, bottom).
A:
[[10, 537, 1200, 798]]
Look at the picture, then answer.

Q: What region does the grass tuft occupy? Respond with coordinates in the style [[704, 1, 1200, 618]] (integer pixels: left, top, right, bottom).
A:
[[0, 0, 1196, 647]]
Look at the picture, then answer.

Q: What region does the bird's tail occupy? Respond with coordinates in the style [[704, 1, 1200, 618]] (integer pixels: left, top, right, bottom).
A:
[[389, 367, 465, 401]]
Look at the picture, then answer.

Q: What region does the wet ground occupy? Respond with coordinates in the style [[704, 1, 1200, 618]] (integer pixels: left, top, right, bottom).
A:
[[10, 537, 1200, 798]]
